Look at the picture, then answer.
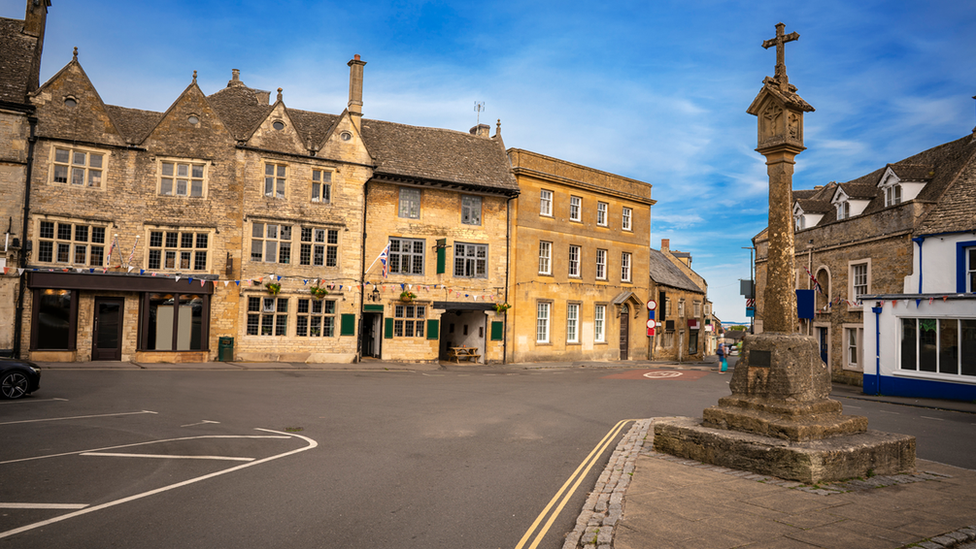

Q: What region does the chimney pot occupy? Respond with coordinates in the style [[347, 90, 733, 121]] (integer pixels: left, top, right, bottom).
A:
[[347, 55, 366, 131], [469, 124, 490, 138], [661, 238, 670, 251]]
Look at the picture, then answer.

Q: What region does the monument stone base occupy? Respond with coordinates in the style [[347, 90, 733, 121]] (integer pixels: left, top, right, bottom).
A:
[[653, 416, 916, 484], [651, 332, 916, 483]]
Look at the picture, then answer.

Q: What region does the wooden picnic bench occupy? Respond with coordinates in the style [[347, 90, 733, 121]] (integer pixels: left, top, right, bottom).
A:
[[449, 347, 481, 363]]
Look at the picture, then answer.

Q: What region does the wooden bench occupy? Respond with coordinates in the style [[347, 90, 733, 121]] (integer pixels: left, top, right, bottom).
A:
[[449, 347, 481, 363]]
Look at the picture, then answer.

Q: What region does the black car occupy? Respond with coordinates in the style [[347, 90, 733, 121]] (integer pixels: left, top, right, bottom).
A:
[[1, 358, 41, 399]]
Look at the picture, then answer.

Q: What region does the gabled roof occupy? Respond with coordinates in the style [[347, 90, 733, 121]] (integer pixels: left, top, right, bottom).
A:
[[206, 84, 273, 141], [838, 182, 877, 201], [0, 17, 39, 103], [103, 105, 162, 144], [361, 119, 518, 193], [883, 163, 935, 184], [795, 198, 831, 214], [648, 249, 703, 294]]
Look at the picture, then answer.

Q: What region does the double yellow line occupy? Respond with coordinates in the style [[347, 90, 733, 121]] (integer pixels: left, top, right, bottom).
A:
[[514, 419, 637, 549]]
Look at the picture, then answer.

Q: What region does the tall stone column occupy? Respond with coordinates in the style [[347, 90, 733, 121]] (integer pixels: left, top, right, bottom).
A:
[[761, 148, 799, 333]]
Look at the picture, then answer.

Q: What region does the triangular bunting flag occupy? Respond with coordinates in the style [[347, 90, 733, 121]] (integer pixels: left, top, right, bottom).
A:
[[201, 279, 206, 287], [235, 280, 240, 286], [175, 276, 181, 282], [223, 280, 229, 287]]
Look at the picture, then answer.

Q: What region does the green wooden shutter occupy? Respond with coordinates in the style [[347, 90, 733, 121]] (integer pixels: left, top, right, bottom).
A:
[[340, 314, 356, 336], [490, 321, 504, 341], [384, 317, 394, 339], [427, 319, 439, 340], [437, 246, 446, 274]]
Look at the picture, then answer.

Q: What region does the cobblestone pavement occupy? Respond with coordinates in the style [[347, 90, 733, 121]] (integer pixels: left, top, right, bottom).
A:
[[566, 418, 976, 549]]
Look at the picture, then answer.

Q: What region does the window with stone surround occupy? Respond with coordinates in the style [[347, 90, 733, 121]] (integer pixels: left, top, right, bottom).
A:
[[461, 196, 481, 225], [147, 230, 209, 271], [594, 304, 606, 343], [596, 249, 607, 280], [394, 304, 425, 337], [597, 202, 608, 226], [454, 242, 487, 278], [36, 219, 107, 266], [51, 146, 106, 189], [566, 302, 580, 343], [299, 227, 338, 267], [398, 188, 421, 218], [311, 169, 332, 203], [538, 241, 552, 275], [540, 189, 553, 216], [389, 237, 425, 275], [247, 296, 288, 336], [251, 222, 292, 264], [622, 207, 633, 231], [159, 159, 206, 197], [296, 298, 336, 337], [621, 252, 632, 282], [264, 163, 287, 199], [569, 196, 582, 222], [844, 326, 863, 371], [848, 260, 870, 306], [568, 245, 581, 277], [536, 301, 551, 343]]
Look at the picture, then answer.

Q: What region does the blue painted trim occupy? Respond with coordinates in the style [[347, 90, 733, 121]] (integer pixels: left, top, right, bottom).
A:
[[862, 374, 976, 402], [958, 240, 976, 293], [912, 237, 925, 294]]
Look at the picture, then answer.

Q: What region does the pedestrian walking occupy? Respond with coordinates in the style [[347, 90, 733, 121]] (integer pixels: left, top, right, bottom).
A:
[[717, 342, 728, 373]]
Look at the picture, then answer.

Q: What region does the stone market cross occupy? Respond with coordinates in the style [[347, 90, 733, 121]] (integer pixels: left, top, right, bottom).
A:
[[762, 22, 799, 85]]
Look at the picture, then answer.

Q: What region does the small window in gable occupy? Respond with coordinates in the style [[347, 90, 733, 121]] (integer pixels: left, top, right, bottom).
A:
[[836, 200, 850, 220], [884, 184, 902, 207]]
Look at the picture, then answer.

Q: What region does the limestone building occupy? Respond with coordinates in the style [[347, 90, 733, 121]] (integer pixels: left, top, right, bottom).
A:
[[505, 149, 654, 362], [1, 1, 516, 363], [753, 130, 976, 385], [648, 239, 708, 362]]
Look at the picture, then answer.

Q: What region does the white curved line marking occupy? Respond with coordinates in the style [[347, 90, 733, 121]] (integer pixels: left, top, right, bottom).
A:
[[642, 371, 683, 379], [0, 410, 156, 426], [81, 452, 253, 462], [0, 428, 316, 540]]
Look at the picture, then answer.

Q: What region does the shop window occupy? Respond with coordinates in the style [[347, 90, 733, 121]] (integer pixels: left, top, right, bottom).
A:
[[143, 293, 205, 350], [32, 289, 75, 350], [296, 299, 336, 337]]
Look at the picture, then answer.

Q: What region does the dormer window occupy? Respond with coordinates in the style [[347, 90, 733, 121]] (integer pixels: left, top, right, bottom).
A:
[[836, 201, 850, 220], [884, 184, 902, 207], [795, 215, 805, 231]]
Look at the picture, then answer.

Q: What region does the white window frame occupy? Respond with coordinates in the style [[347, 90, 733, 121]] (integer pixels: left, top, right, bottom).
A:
[[594, 304, 606, 343], [844, 325, 863, 371], [597, 202, 608, 226], [51, 146, 107, 189], [884, 184, 902, 207], [621, 252, 632, 282], [147, 229, 210, 271], [569, 196, 582, 222], [264, 162, 287, 199], [622, 207, 633, 231], [540, 189, 553, 217], [536, 301, 551, 343], [968, 247, 976, 293], [568, 245, 581, 278], [454, 242, 488, 278], [248, 296, 289, 336], [159, 159, 207, 198], [836, 201, 850, 220], [538, 241, 552, 275], [251, 222, 293, 264], [566, 303, 580, 343], [311, 169, 332, 203], [596, 249, 607, 280], [848, 259, 871, 307]]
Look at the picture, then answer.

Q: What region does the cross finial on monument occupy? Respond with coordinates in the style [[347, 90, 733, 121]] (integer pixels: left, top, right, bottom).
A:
[[762, 22, 799, 88]]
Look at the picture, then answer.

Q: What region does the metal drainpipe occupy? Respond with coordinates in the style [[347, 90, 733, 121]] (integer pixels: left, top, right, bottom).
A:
[[911, 236, 925, 294], [502, 194, 515, 364], [13, 115, 38, 359], [872, 303, 883, 396]]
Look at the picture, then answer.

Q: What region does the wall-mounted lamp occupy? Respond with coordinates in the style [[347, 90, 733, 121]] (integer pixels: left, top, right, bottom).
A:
[[370, 287, 381, 302]]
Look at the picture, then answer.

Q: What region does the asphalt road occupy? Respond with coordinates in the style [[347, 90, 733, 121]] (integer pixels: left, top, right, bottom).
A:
[[1, 363, 973, 549]]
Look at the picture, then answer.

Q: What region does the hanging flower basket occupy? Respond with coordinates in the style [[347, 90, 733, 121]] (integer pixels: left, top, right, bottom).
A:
[[310, 285, 329, 299], [265, 282, 281, 296], [400, 290, 417, 302], [493, 302, 511, 315]]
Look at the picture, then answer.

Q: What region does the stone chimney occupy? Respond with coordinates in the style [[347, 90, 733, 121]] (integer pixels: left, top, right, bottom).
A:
[[347, 54, 366, 131], [661, 239, 670, 253], [469, 124, 490, 138], [228, 69, 244, 87], [23, 0, 50, 95]]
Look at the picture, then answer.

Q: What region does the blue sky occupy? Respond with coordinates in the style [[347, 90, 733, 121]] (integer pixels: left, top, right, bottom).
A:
[[5, 0, 975, 323]]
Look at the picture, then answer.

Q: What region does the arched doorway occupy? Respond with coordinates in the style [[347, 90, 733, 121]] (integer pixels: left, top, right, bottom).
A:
[[620, 304, 629, 360]]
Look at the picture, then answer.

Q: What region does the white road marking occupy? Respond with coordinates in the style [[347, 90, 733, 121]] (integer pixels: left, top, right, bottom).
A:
[[181, 420, 220, 427], [921, 416, 944, 421], [81, 452, 254, 462], [0, 397, 68, 405], [0, 434, 290, 465], [0, 429, 316, 540], [643, 371, 683, 379], [0, 503, 88, 510], [0, 410, 157, 426]]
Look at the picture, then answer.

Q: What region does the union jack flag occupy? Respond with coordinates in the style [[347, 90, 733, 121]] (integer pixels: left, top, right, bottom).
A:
[[378, 243, 390, 278]]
